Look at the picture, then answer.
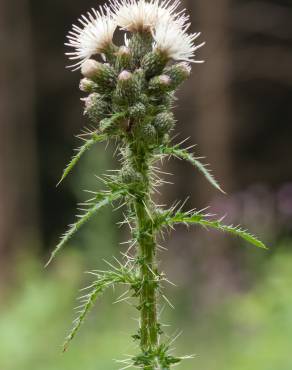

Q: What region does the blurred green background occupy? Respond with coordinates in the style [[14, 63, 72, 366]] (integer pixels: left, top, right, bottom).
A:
[[1, 0, 292, 369]]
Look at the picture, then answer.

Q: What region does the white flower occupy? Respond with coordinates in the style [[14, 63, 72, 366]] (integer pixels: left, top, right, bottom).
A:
[[66, 7, 117, 70], [110, 0, 187, 33], [153, 18, 205, 63]]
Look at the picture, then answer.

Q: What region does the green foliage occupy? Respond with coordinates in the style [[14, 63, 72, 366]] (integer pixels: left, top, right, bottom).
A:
[[154, 208, 267, 250], [57, 132, 107, 185], [46, 190, 124, 266], [63, 262, 139, 351], [160, 144, 225, 193]]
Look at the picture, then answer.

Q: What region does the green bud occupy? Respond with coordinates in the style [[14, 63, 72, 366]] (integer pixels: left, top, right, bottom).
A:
[[83, 93, 108, 122], [133, 123, 158, 146], [141, 50, 168, 79], [148, 74, 172, 94], [79, 78, 96, 93], [114, 70, 141, 105], [129, 103, 147, 119], [163, 62, 191, 89], [82, 60, 117, 94], [115, 46, 133, 71], [153, 112, 175, 137], [150, 91, 175, 110], [141, 124, 157, 145], [133, 68, 147, 90]]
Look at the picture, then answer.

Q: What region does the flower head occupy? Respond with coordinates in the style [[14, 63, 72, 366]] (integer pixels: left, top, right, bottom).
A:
[[66, 7, 117, 70], [110, 0, 186, 33], [153, 18, 205, 63]]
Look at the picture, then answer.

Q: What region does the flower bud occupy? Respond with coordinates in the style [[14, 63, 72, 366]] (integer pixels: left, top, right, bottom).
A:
[[149, 74, 172, 94], [114, 70, 141, 106], [164, 62, 191, 89], [119, 70, 132, 82], [132, 121, 158, 145], [141, 50, 168, 80], [129, 103, 147, 120], [83, 93, 108, 123], [81, 59, 101, 79], [153, 112, 175, 137], [82, 60, 116, 94], [139, 124, 157, 145], [79, 78, 96, 93]]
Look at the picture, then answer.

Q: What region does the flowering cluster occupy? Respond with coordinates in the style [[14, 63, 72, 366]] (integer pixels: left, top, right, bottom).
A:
[[65, 0, 204, 155], [50, 1, 266, 369], [66, 0, 204, 69]]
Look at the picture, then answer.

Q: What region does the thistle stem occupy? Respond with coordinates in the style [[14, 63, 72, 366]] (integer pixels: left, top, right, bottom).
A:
[[135, 199, 158, 351], [128, 143, 159, 358]]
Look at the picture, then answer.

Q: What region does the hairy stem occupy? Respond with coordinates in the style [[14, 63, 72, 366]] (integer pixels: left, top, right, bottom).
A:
[[135, 199, 158, 352], [128, 143, 159, 358]]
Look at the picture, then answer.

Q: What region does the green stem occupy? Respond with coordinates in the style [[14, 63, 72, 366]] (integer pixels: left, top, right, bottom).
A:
[[135, 199, 158, 352], [128, 143, 159, 358]]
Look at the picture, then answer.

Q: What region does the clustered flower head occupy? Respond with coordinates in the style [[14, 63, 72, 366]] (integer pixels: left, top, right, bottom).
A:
[[66, 0, 205, 69], [64, 0, 206, 150], [63, 0, 205, 149]]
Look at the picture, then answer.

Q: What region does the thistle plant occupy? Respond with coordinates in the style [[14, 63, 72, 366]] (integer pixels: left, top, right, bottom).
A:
[[48, 1, 267, 368]]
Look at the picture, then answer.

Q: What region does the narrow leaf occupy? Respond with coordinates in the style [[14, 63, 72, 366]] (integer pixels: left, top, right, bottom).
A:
[[63, 266, 138, 351], [63, 280, 106, 352], [158, 210, 267, 250], [57, 133, 107, 186], [45, 190, 124, 267], [161, 145, 225, 193]]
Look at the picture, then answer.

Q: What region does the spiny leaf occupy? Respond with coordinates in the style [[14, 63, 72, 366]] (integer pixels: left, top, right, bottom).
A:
[[156, 210, 267, 250], [45, 190, 124, 267], [63, 280, 106, 352], [63, 266, 138, 351], [57, 132, 107, 186], [160, 145, 225, 194]]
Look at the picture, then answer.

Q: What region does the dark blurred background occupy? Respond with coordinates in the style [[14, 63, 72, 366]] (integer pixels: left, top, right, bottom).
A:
[[1, 1, 292, 369]]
